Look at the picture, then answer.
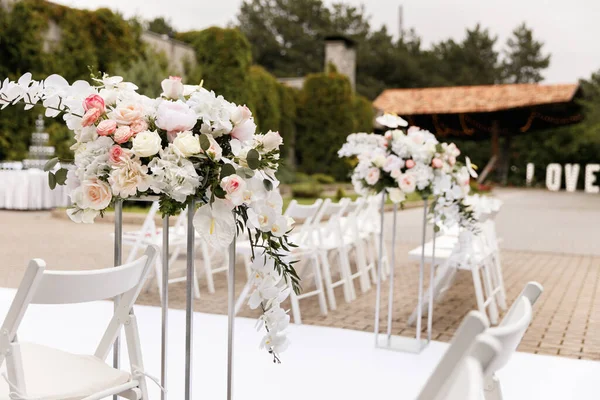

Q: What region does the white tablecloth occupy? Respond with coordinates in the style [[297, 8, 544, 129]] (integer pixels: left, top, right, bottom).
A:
[[0, 170, 70, 210]]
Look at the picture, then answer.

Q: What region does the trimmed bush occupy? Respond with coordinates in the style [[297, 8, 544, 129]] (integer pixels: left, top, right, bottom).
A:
[[296, 71, 355, 180], [278, 84, 298, 166], [248, 65, 281, 133], [178, 27, 254, 108], [352, 95, 375, 133], [291, 182, 323, 198], [311, 173, 336, 184]]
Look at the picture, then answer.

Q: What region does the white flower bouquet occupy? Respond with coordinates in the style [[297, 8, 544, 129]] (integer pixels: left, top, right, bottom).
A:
[[338, 113, 478, 231], [0, 72, 297, 361]]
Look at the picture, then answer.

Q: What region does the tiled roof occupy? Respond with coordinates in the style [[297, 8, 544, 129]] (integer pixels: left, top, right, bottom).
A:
[[373, 83, 579, 115]]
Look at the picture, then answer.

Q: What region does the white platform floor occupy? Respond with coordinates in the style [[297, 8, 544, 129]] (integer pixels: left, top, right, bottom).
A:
[[1, 287, 598, 399]]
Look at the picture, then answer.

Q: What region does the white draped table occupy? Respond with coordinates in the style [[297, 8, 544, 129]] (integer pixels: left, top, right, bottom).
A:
[[0, 169, 69, 210]]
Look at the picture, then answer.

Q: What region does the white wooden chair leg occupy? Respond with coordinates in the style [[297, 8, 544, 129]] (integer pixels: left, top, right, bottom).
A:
[[290, 291, 302, 324], [492, 252, 507, 310], [125, 314, 150, 400], [340, 248, 358, 300], [6, 342, 26, 397], [481, 261, 499, 325], [311, 255, 328, 316], [191, 254, 201, 299], [154, 258, 163, 302], [484, 374, 503, 400], [235, 281, 252, 315], [355, 240, 372, 291], [471, 267, 488, 322], [319, 251, 338, 310], [201, 242, 215, 294]]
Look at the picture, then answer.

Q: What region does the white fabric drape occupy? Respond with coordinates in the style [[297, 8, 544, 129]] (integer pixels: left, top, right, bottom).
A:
[[0, 170, 69, 210]]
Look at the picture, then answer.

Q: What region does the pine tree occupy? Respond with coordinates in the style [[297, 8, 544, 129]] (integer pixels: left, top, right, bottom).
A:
[[502, 23, 551, 83]]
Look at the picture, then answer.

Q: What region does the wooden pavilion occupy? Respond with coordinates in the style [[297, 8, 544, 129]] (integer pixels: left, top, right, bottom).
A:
[[373, 83, 582, 184]]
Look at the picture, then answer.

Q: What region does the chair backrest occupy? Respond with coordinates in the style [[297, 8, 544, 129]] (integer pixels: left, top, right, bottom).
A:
[[284, 199, 323, 246], [435, 335, 501, 400], [0, 246, 159, 366], [312, 198, 350, 243], [486, 281, 542, 374], [417, 311, 490, 400], [125, 201, 160, 263]]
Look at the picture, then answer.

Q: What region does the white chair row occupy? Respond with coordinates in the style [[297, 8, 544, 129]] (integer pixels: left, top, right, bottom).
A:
[[0, 246, 159, 399], [236, 195, 390, 324], [120, 202, 229, 300], [417, 281, 542, 400], [408, 207, 507, 326]]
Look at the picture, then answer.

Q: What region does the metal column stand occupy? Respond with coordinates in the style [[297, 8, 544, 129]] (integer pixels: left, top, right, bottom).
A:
[[161, 214, 169, 400], [227, 213, 236, 400], [374, 196, 432, 353], [185, 199, 195, 400], [113, 199, 123, 400]]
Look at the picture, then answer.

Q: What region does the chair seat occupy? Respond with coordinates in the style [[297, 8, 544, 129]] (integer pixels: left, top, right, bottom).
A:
[[0, 342, 132, 400]]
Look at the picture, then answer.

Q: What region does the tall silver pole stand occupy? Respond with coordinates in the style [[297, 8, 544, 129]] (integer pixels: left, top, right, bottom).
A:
[[161, 215, 169, 400], [373, 193, 385, 345], [427, 210, 437, 343], [386, 203, 398, 340], [113, 199, 123, 400], [185, 199, 195, 400], [227, 213, 236, 400], [415, 199, 428, 344]]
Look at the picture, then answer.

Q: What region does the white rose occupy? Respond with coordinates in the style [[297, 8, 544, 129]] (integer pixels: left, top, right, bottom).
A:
[[80, 178, 112, 210], [387, 188, 406, 204], [109, 157, 151, 198], [260, 130, 283, 152], [161, 76, 184, 99], [231, 118, 256, 142], [206, 135, 222, 161], [173, 131, 201, 158], [155, 100, 197, 133], [132, 130, 162, 157], [231, 105, 252, 125], [365, 167, 380, 186], [398, 173, 417, 194], [67, 207, 99, 224], [373, 155, 386, 168]]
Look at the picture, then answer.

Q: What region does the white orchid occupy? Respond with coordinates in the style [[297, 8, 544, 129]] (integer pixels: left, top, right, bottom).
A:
[[376, 113, 408, 128]]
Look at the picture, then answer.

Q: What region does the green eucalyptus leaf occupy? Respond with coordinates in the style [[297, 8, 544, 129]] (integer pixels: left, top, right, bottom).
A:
[[54, 168, 68, 185], [263, 179, 273, 191], [43, 157, 59, 172], [237, 167, 254, 179], [48, 172, 57, 190], [246, 149, 260, 170], [220, 164, 236, 179], [214, 186, 226, 199], [199, 134, 210, 151]]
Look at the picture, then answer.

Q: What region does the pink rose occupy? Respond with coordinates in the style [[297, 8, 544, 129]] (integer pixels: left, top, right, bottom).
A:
[[130, 119, 148, 135], [231, 105, 252, 125], [83, 94, 105, 113], [114, 126, 133, 144], [110, 103, 144, 125], [108, 145, 130, 164], [80, 178, 112, 210], [405, 159, 416, 169], [365, 167, 380, 186], [161, 76, 184, 99], [448, 156, 456, 166], [231, 118, 256, 142], [155, 100, 197, 134], [431, 158, 443, 169], [96, 120, 117, 136], [220, 174, 247, 206], [81, 108, 102, 127]]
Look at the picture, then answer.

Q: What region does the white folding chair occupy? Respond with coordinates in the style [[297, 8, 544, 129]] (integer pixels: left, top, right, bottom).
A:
[[484, 282, 543, 400], [308, 198, 354, 309], [417, 310, 501, 400], [122, 202, 160, 264], [0, 246, 159, 400], [360, 194, 390, 282]]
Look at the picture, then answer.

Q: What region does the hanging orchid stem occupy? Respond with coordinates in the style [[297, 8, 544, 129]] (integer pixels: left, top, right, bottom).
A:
[[260, 303, 282, 364]]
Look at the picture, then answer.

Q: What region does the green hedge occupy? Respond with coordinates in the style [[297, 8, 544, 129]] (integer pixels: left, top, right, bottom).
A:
[[296, 71, 355, 180], [278, 84, 298, 167], [248, 65, 281, 133], [352, 95, 375, 133]]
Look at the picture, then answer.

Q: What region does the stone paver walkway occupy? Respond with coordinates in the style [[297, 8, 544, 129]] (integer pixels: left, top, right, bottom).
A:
[[1, 189, 599, 360]]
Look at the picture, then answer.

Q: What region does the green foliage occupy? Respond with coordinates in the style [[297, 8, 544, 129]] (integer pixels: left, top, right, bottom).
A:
[[351, 95, 374, 132], [179, 27, 254, 107], [114, 48, 170, 98], [0, 0, 143, 161], [248, 65, 281, 133], [335, 186, 346, 200], [147, 17, 176, 36], [311, 173, 335, 184], [296, 71, 354, 180], [291, 182, 323, 198], [502, 23, 551, 83], [278, 84, 298, 165]]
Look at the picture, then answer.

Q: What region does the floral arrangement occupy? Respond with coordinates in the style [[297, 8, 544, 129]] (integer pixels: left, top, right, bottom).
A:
[[0, 72, 297, 361], [338, 113, 478, 231]]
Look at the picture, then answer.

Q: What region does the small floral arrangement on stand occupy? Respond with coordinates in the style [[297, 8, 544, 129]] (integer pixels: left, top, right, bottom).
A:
[[0, 72, 297, 361], [338, 113, 478, 231]]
